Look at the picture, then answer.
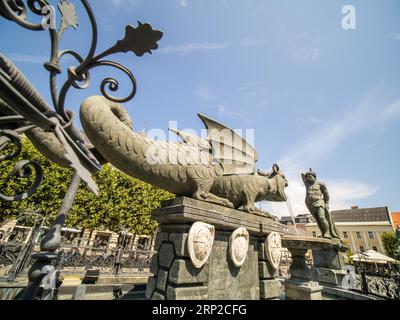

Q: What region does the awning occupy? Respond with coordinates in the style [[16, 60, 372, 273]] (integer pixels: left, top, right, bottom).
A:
[[351, 249, 398, 264]]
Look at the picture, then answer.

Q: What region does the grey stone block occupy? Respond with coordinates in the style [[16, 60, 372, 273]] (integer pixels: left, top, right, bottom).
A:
[[145, 277, 156, 299], [313, 248, 340, 269], [260, 279, 282, 300], [166, 285, 208, 300], [315, 267, 346, 286], [158, 243, 175, 269], [150, 254, 159, 275], [154, 197, 297, 237], [156, 269, 169, 292], [258, 242, 267, 261], [154, 232, 169, 252], [169, 233, 189, 257], [208, 240, 260, 300], [284, 280, 323, 300], [152, 291, 166, 300], [169, 259, 208, 285], [259, 261, 278, 279]]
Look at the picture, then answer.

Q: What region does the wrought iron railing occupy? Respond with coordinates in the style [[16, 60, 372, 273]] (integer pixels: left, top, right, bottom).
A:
[[0, 238, 153, 279], [55, 244, 153, 275], [0, 242, 24, 276], [353, 262, 400, 300]]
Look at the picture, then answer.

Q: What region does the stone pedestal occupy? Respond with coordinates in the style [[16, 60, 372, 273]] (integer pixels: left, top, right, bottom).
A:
[[258, 242, 282, 299], [284, 280, 323, 300], [282, 236, 326, 300], [145, 197, 295, 300], [314, 268, 346, 287], [312, 239, 349, 287]]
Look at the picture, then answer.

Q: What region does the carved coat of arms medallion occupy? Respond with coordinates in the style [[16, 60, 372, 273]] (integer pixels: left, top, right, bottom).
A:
[[265, 232, 282, 270], [229, 227, 250, 267], [187, 222, 215, 268]]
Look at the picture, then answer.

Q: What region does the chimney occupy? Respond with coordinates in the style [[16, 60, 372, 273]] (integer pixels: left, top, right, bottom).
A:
[[351, 205, 359, 210]]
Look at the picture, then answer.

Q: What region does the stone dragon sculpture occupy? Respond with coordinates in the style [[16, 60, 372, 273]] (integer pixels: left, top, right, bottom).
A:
[[1, 92, 288, 219], [0, 15, 288, 219], [79, 96, 288, 218]]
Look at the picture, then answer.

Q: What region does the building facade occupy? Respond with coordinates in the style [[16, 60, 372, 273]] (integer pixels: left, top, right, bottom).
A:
[[0, 219, 153, 251], [280, 214, 314, 235], [391, 212, 400, 230], [304, 206, 395, 254]]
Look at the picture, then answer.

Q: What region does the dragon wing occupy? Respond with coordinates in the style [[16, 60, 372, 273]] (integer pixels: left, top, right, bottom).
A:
[[168, 128, 210, 149], [198, 113, 258, 175]]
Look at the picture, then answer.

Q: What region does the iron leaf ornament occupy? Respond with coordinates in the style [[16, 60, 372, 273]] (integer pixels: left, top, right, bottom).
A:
[[58, 0, 79, 33], [96, 22, 163, 59]]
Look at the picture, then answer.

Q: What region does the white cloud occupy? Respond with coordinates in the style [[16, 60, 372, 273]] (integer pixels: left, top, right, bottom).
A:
[[362, 144, 372, 151], [288, 33, 321, 62], [292, 47, 320, 62], [7, 53, 48, 64], [279, 96, 378, 171], [381, 100, 400, 118], [239, 39, 265, 47], [263, 178, 380, 218], [158, 42, 230, 55], [178, 0, 188, 7], [388, 33, 400, 41], [194, 87, 215, 102], [218, 100, 270, 123], [309, 118, 324, 124], [264, 93, 389, 218], [104, 0, 141, 7]]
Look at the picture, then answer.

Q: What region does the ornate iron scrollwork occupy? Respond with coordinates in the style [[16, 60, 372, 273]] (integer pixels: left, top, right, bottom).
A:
[[354, 261, 400, 300], [1, 0, 162, 300], [0, 0, 163, 198], [0, 129, 44, 201]]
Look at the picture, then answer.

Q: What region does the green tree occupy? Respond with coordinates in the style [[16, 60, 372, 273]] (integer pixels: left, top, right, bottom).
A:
[[342, 240, 354, 265], [381, 231, 397, 259], [0, 136, 173, 234]]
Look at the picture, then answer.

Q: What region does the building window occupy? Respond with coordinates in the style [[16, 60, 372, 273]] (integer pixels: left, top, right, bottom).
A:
[[360, 245, 365, 252], [137, 236, 151, 250], [93, 234, 110, 249], [372, 246, 378, 252], [343, 231, 348, 239], [312, 231, 316, 238], [356, 232, 362, 239], [368, 231, 374, 239]]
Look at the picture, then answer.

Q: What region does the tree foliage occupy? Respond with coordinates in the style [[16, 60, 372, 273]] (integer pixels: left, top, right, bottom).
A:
[[381, 231, 397, 259], [0, 136, 173, 234]]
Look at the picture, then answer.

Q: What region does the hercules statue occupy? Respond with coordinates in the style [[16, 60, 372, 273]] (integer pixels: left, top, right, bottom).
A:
[[301, 169, 341, 240]]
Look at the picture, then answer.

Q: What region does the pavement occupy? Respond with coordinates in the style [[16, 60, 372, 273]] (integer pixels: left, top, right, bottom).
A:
[[0, 274, 149, 300]]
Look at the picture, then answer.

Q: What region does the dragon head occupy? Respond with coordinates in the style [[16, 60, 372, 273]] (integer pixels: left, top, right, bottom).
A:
[[259, 164, 288, 202]]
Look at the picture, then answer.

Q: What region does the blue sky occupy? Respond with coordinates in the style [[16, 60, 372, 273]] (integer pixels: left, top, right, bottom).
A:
[[1, 0, 400, 217]]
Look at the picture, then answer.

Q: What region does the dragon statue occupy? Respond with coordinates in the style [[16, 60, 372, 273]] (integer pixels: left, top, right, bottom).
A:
[[0, 10, 288, 220], [79, 95, 288, 218], [2, 94, 289, 219], [0, 66, 288, 220]]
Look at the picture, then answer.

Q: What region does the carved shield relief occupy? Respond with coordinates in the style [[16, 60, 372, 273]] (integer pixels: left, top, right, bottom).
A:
[[187, 222, 215, 268], [265, 232, 282, 270], [229, 227, 250, 267]]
